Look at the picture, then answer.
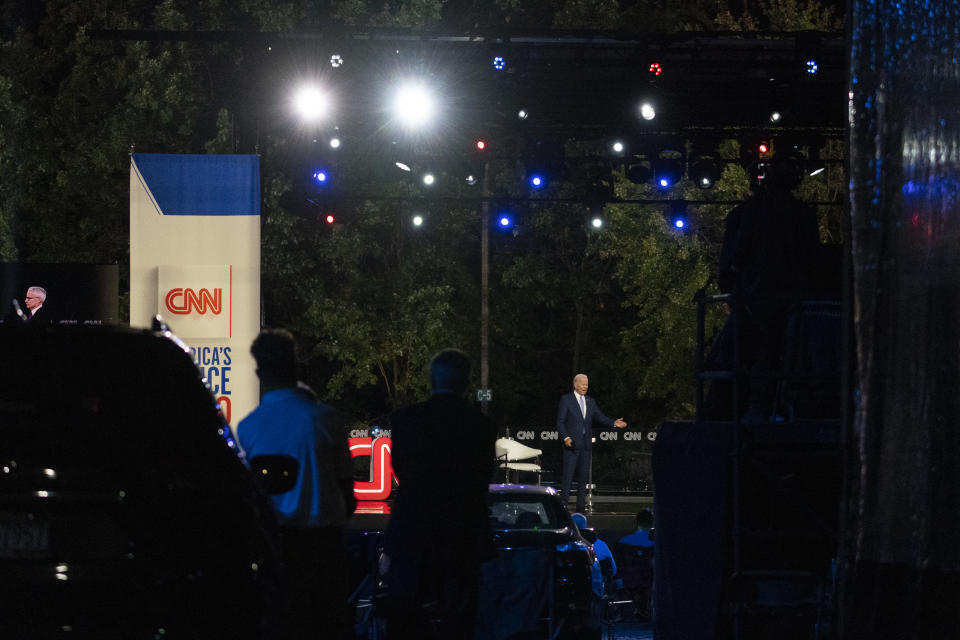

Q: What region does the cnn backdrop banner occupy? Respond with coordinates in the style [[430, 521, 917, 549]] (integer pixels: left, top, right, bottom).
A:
[[130, 154, 260, 430]]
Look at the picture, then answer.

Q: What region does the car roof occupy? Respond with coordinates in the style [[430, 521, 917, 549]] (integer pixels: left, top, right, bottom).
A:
[[489, 483, 560, 496]]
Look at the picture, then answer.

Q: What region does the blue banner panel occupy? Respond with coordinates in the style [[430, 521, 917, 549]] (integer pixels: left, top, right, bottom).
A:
[[132, 154, 260, 216]]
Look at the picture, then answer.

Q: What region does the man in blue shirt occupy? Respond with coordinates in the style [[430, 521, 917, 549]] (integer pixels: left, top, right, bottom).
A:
[[238, 329, 355, 640]]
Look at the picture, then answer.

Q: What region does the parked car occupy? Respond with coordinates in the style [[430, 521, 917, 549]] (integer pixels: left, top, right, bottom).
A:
[[0, 322, 287, 638], [478, 484, 600, 640]]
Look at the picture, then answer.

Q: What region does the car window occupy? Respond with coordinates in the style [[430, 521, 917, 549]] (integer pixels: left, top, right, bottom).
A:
[[488, 496, 563, 529]]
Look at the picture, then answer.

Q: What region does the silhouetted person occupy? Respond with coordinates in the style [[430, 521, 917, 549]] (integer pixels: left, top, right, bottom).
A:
[[707, 158, 820, 422], [237, 329, 355, 640], [557, 374, 626, 512], [381, 349, 496, 639]]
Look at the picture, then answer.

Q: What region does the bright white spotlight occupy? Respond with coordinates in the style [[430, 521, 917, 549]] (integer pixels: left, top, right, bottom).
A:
[[769, 111, 782, 123], [809, 167, 825, 176], [393, 83, 436, 128], [395, 162, 412, 172], [422, 173, 435, 186], [518, 109, 529, 120], [293, 86, 331, 122], [639, 102, 656, 121], [330, 137, 341, 149], [612, 141, 625, 153], [412, 215, 424, 226], [330, 54, 344, 68], [465, 174, 478, 185], [591, 217, 604, 229]]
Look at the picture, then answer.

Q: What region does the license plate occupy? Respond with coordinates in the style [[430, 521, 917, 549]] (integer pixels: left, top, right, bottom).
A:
[[0, 514, 50, 559]]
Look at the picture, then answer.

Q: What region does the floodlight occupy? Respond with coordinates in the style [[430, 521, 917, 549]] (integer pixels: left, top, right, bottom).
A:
[[412, 215, 424, 227], [639, 102, 656, 121], [393, 83, 437, 128], [690, 160, 720, 189], [626, 164, 652, 184], [293, 85, 331, 122], [330, 137, 341, 149], [591, 216, 604, 229], [654, 156, 684, 189], [769, 111, 782, 123], [612, 140, 625, 153], [518, 109, 529, 120], [330, 54, 344, 68], [422, 173, 435, 186]]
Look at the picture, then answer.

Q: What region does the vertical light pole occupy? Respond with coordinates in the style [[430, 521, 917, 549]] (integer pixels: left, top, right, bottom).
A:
[[480, 160, 490, 415]]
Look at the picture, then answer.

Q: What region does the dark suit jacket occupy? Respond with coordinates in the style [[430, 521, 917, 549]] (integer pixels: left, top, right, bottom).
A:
[[26, 306, 50, 324], [384, 392, 496, 572], [556, 392, 614, 453]]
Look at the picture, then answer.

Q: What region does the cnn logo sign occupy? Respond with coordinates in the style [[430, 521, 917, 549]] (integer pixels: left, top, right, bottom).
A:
[[164, 287, 223, 315], [349, 436, 395, 501]]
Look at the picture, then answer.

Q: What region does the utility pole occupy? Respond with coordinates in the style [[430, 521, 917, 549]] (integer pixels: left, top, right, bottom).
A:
[[480, 160, 490, 415]]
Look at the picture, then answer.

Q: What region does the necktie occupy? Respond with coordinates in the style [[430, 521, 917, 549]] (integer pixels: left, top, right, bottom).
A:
[[578, 394, 586, 418]]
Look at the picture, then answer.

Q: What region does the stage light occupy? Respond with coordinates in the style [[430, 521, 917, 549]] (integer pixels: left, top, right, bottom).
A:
[[806, 59, 819, 74], [668, 202, 690, 232], [809, 167, 825, 176], [529, 174, 546, 189], [611, 140, 625, 154], [412, 215, 424, 227], [518, 109, 529, 120], [393, 83, 437, 128], [476, 139, 486, 151], [639, 102, 656, 121], [313, 169, 329, 184], [591, 216, 604, 229], [330, 137, 341, 149], [626, 164, 652, 184], [497, 213, 514, 230], [465, 174, 478, 185], [395, 161, 412, 172], [648, 62, 663, 77], [769, 111, 782, 123], [330, 54, 344, 68], [654, 155, 684, 190], [492, 56, 506, 71], [690, 159, 720, 189], [758, 142, 770, 155], [324, 214, 336, 224], [293, 85, 332, 122], [422, 173, 435, 186]]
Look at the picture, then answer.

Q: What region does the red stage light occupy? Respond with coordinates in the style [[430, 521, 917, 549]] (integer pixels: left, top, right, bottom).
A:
[[476, 140, 486, 150], [325, 214, 335, 224], [649, 62, 663, 76], [758, 142, 770, 154]]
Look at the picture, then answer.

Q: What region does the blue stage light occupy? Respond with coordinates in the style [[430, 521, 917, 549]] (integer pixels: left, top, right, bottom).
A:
[[492, 56, 506, 71], [313, 170, 329, 184], [672, 216, 686, 229], [806, 59, 819, 74], [497, 214, 514, 229], [529, 174, 545, 189]]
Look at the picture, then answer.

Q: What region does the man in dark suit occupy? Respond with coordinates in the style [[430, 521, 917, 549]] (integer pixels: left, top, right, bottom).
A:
[[557, 373, 626, 512], [382, 349, 497, 639], [23, 286, 48, 323]]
